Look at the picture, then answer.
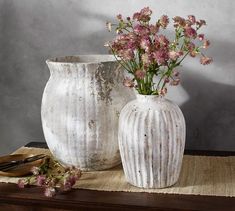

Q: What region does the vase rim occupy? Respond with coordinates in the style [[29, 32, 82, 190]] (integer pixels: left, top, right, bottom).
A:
[[46, 55, 117, 65], [136, 94, 165, 101], [136, 94, 164, 98]]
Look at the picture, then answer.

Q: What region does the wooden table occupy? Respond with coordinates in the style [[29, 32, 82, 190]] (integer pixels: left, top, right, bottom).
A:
[[0, 142, 235, 211]]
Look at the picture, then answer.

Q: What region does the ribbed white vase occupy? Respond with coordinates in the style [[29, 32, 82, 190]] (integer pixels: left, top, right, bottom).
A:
[[118, 94, 186, 188], [41, 55, 134, 171]]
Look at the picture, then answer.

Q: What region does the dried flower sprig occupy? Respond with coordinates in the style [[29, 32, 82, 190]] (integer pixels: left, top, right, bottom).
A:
[[17, 157, 82, 197], [106, 7, 212, 95]]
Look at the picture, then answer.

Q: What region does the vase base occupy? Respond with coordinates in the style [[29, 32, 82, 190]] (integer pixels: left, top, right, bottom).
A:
[[127, 179, 178, 189], [59, 160, 122, 172]]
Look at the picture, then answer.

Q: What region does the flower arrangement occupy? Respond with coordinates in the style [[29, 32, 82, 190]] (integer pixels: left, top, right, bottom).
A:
[[106, 7, 212, 95], [17, 157, 81, 197]]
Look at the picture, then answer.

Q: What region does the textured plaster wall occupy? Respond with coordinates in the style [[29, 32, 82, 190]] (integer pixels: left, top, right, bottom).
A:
[[0, 0, 235, 154]]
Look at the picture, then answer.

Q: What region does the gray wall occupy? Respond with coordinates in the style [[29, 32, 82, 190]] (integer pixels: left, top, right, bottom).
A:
[[0, 0, 235, 154]]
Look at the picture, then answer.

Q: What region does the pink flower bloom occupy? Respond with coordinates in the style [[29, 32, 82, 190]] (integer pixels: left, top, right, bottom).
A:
[[173, 16, 186, 27], [155, 35, 169, 47], [31, 166, 40, 175], [134, 24, 150, 36], [188, 15, 196, 24], [203, 40, 210, 49], [133, 12, 141, 20], [153, 49, 169, 65], [140, 37, 151, 51], [121, 49, 134, 60], [62, 175, 77, 191], [190, 51, 198, 57], [135, 70, 146, 79], [170, 78, 180, 86], [140, 7, 152, 16], [133, 7, 152, 22], [187, 42, 195, 52], [196, 19, 206, 27], [164, 77, 170, 83], [18, 179, 27, 188], [149, 24, 159, 34], [169, 51, 183, 60], [123, 77, 134, 88], [117, 14, 122, 20], [198, 34, 205, 41], [44, 187, 56, 197], [159, 15, 169, 28], [106, 22, 112, 32], [36, 175, 46, 186], [173, 70, 180, 77], [184, 26, 197, 38], [200, 56, 212, 65], [159, 88, 167, 96], [141, 53, 152, 66]]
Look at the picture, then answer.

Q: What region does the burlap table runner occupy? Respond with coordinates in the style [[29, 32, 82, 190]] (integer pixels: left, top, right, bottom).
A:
[[0, 147, 234, 197]]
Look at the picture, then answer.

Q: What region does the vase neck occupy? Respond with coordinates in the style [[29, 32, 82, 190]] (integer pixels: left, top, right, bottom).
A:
[[136, 94, 165, 103]]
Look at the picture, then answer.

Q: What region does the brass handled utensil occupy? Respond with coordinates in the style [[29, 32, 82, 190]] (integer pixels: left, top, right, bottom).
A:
[[0, 154, 46, 171]]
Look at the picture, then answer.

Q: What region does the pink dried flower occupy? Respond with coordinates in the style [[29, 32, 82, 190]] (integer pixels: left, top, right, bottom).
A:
[[196, 19, 206, 27], [200, 56, 213, 65], [170, 78, 180, 86], [140, 37, 151, 51], [153, 49, 169, 65], [123, 77, 134, 88], [140, 7, 152, 16], [121, 49, 134, 60], [159, 88, 167, 96], [164, 77, 170, 83], [36, 175, 46, 186], [149, 24, 159, 34], [18, 179, 27, 188], [188, 15, 196, 25], [198, 34, 205, 41], [169, 51, 183, 60], [187, 42, 195, 52], [134, 24, 150, 36], [159, 15, 169, 28], [141, 53, 152, 66], [203, 40, 210, 49], [155, 35, 169, 47], [44, 187, 56, 197], [62, 175, 77, 191], [173, 70, 180, 77], [133, 12, 140, 20], [184, 26, 197, 38], [31, 166, 40, 175], [173, 16, 186, 27], [106, 22, 112, 32], [117, 14, 122, 20], [190, 51, 198, 57], [135, 70, 146, 79], [133, 7, 152, 22]]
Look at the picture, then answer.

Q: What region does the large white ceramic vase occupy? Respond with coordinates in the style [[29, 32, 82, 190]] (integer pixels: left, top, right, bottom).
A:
[[41, 55, 133, 171], [118, 94, 186, 188]]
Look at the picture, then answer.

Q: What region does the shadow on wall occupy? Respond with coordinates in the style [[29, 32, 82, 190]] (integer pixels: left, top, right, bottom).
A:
[[180, 71, 235, 151]]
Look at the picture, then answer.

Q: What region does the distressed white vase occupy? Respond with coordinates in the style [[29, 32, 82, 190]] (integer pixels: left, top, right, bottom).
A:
[[118, 94, 186, 188], [41, 55, 133, 171]]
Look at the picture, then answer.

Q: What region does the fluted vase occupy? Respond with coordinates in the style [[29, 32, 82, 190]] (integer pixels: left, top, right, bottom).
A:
[[118, 94, 186, 188], [41, 55, 133, 171]]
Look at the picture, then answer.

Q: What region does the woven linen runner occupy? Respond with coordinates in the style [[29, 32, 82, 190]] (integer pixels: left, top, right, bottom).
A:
[[0, 147, 235, 197]]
